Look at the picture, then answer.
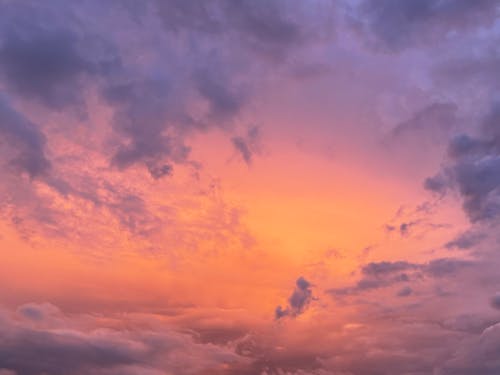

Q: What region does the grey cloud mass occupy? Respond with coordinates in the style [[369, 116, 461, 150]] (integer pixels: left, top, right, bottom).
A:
[[351, 0, 499, 52], [0, 97, 50, 178], [426, 105, 500, 222]]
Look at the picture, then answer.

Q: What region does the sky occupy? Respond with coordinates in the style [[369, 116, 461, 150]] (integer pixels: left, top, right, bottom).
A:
[[0, 1, 499, 374]]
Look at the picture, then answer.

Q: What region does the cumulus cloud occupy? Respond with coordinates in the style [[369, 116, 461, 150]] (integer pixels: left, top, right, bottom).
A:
[[0, 303, 245, 375], [0, 0, 335, 181], [0, 0, 339, 245], [153, 0, 331, 62], [437, 323, 500, 374]]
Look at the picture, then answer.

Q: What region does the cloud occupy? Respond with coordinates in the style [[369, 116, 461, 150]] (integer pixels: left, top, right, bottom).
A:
[[231, 126, 261, 165], [424, 174, 449, 195], [437, 323, 500, 374], [0, 0, 331, 245], [16, 302, 60, 322], [425, 104, 500, 222], [390, 102, 457, 142], [153, 0, 320, 62], [361, 260, 417, 277], [396, 286, 413, 297], [0, 28, 92, 110], [0, 303, 245, 375], [350, 0, 499, 52], [445, 230, 485, 250], [0, 97, 50, 178], [425, 258, 474, 278], [0, 320, 144, 375], [490, 292, 500, 310], [329, 258, 476, 296], [275, 277, 314, 319], [0, 0, 319, 179]]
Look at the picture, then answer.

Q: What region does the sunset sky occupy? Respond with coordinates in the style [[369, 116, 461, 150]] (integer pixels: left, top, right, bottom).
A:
[[0, 1, 500, 374]]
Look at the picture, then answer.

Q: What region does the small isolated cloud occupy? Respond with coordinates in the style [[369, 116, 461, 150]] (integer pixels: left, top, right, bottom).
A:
[[275, 277, 314, 319]]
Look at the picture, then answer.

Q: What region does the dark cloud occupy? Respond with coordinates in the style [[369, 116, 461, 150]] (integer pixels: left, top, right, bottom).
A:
[[0, 322, 142, 375], [426, 104, 500, 222], [101, 1, 309, 176], [362, 260, 417, 277], [16, 303, 60, 322], [0, 0, 335, 182], [441, 313, 497, 335], [154, 0, 310, 61], [330, 261, 417, 295], [445, 230, 485, 250], [103, 79, 190, 175], [0, 1, 262, 179], [351, 0, 499, 52], [447, 134, 488, 159], [399, 221, 417, 236], [0, 28, 92, 110], [193, 68, 246, 121], [147, 163, 173, 180], [231, 126, 261, 165], [329, 258, 476, 296], [425, 258, 474, 278], [0, 98, 50, 177], [396, 286, 413, 297], [454, 158, 500, 222], [153, 0, 220, 33], [103, 63, 246, 176], [232, 137, 253, 165], [275, 277, 314, 319], [0, 304, 245, 375], [221, 0, 305, 60], [437, 323, 500, 374], [490, 292, 500, 310], [424, 174, 449, 195]]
